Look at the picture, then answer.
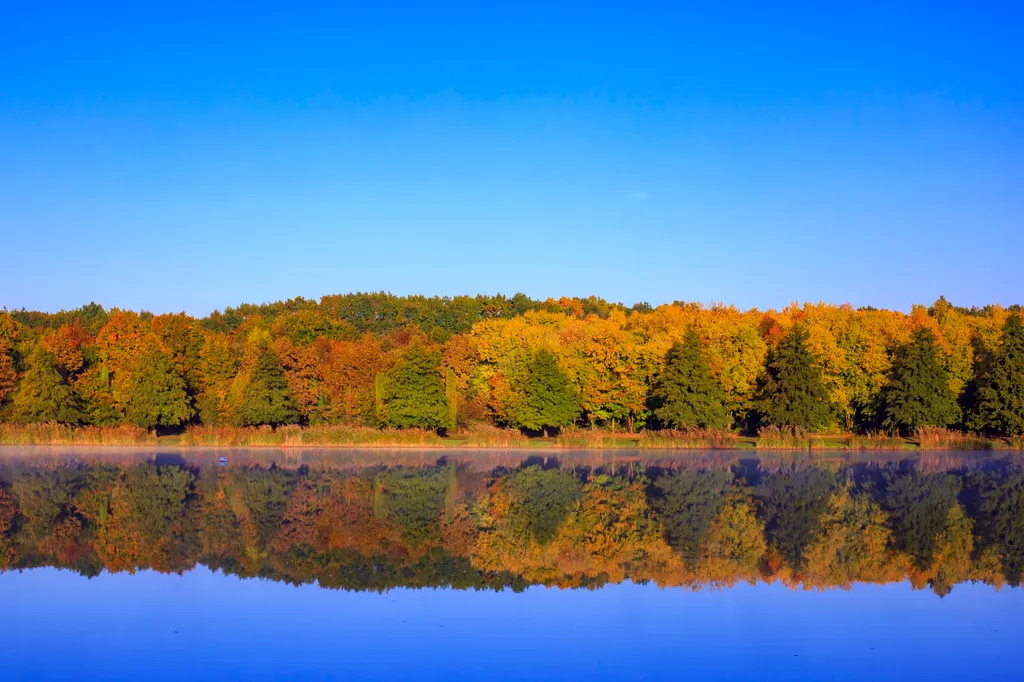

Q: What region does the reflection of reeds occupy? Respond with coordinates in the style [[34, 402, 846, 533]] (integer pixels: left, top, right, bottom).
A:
[[0, 423, 155, 445], [916, 426, 991, 451]]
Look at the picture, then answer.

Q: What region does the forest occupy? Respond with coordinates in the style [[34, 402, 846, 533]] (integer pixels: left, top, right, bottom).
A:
[[1, 452, 1022, 596], [1, 293, 1024, 446]]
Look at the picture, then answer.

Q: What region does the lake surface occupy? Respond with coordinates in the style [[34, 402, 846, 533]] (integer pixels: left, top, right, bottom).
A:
[[1, 447, 1022, 680]]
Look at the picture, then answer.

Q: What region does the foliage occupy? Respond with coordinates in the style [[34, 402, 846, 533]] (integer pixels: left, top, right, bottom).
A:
[[1, 296, 1021, 443], [10, 348, 82, 424]]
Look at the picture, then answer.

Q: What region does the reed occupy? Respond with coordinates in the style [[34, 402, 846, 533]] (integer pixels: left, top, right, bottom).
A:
[[1005, 435, 1024, 451], [755, 426, 814, 450], [845, 432, 907, 450], [180, 425, 451, 448], [636, 429, 739, 449], [915, 426, 991, 451], [0, 423, 156, 446]]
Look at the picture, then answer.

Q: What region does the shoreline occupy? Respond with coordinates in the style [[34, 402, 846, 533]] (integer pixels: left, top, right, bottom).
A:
[[1, 424, 1020, 453]]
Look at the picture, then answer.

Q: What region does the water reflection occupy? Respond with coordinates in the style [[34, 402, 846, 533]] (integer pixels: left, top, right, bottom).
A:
[[1, 448, 1022, 596]]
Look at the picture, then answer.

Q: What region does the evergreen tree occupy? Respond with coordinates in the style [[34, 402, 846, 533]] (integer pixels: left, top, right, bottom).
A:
[[123, 348, 194, 429], [512, 349, 581, 436], [970, 316, 1024, 436], [650, 329, 730, 429], [11, 347, 82, 424], [755, 325, 834, 430], [237, 347, 300, 427], [380, 345, 451, 430], [881, 327, 961, 435]]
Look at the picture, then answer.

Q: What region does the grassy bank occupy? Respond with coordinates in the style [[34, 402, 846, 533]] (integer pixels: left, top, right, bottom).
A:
[[0, 423, 1020, 451]]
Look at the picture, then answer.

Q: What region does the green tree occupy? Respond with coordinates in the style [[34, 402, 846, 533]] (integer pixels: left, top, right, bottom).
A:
[[11, 347, 82, 424], [123, 349, 194, 429], [238, 348, 300, 427], [445, 367, 459, 428], [881, 328, 961, 435], [970, 316, 1024, 436], [381, 345, 451, 429], [650, 329, 730, 429], [755, 326, 834, 430], [512, 349, 581, 436]]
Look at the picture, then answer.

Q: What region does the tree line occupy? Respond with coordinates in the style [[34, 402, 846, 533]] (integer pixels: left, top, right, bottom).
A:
[[1, 455, 1022, 595], [1, 293, 1023, 438]]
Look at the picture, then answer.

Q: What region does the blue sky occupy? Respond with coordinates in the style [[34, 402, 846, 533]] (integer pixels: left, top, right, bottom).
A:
[[1, 2, 1022, 316]]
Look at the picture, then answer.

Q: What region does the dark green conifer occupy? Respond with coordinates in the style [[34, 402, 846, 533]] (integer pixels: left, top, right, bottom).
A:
[[238, 347, 300, 427], [512, 349, 581, 436], [650, 329, 730, 429], [970, 316, 1024, 436], [380, 345, 451, 430], [755, 325, 834, 430], [881, 327, 961, 435]]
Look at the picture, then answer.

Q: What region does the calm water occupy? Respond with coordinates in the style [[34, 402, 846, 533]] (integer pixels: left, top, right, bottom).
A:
[[1, 447, 1022, 681]]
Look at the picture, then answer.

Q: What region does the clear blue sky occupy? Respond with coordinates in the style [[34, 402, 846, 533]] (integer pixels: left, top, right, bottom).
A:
[[1, 1, 1022, 316]]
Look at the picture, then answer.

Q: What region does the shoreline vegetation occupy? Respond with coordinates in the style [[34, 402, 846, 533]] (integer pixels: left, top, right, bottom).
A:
[[2, 294, 1024, 451], [0, 423, 1021, 451]]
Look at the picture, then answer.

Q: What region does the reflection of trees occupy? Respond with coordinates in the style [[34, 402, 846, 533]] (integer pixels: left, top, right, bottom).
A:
[[0, 457, 1023, 596]]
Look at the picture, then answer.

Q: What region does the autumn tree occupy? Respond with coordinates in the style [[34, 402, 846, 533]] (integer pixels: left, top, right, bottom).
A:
[[511, 349, 580, 436], [379, 345, 451, 430], [0, 346, 16, 407], [123, 348, 194, 429], [970, 315, 1024, 436], [237, 347, 300, 427], [10, 347, 82, 424], [755, 325, 834, 430], [650, 329, 730, 430], [881, 327, 961, 435]]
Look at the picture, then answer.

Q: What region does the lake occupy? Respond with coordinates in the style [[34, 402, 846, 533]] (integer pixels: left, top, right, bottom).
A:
[[1, 447, 1022, 681]]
